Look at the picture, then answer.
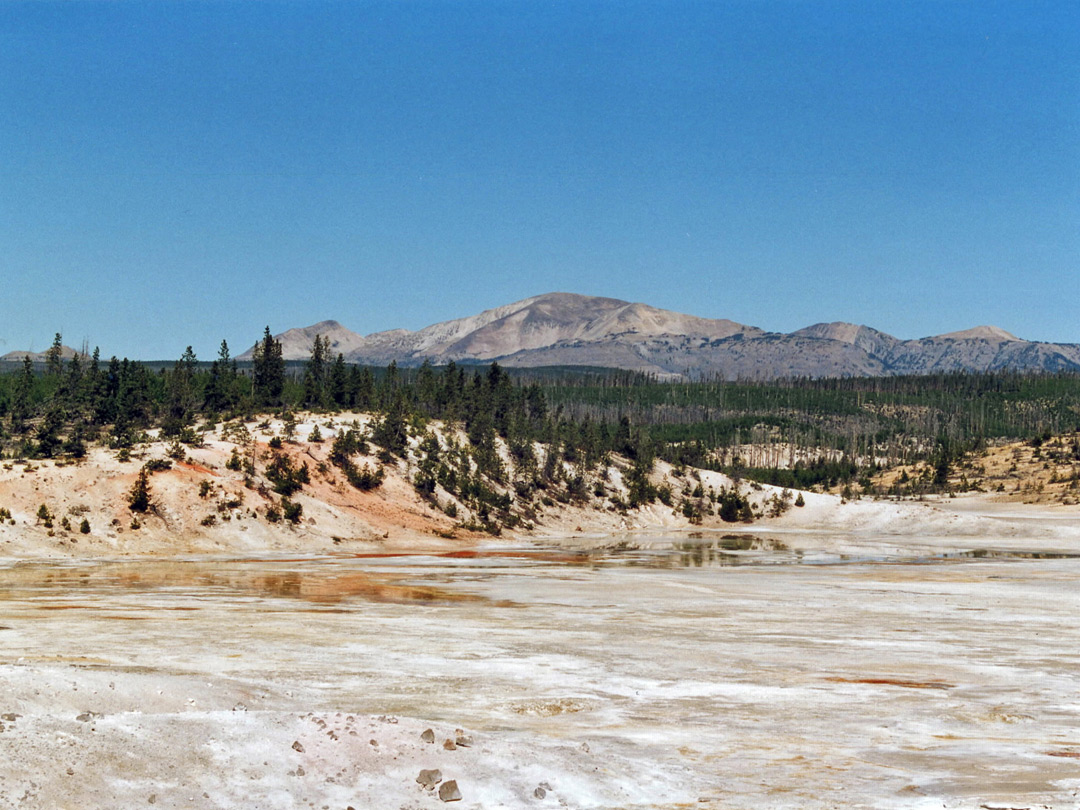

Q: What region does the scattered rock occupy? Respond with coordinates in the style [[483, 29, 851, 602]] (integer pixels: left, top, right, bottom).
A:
[[455, 734, 473, 747], [534, 787, 546, 799], [291, 740, 305, 753], [75, 711, 100, 722], [443, 738, 457, 750], [511, 698, 591, 716], [416, 769, 442, 789], [1, 713, 19, 722], [439, 780, 462, 802], [420, 728, 435, 743], [148, 794, 156, 804], [579, 742, 590, 753]]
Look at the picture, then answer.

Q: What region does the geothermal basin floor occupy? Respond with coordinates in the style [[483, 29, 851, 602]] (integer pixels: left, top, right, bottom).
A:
[[1, 538, 1079, 809]]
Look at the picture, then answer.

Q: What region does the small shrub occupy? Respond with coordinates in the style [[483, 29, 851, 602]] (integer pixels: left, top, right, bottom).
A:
[[281, 498, 303, 524], [265, 454, 310, 496], [198, 480, 213, 498], [200, 514, 217, 527], [414, 472, 436, 498], [345, 463, 384, 491], [226, 448, 243, 471], [179, 427, 203, 446], [79, 518, 90, 534]]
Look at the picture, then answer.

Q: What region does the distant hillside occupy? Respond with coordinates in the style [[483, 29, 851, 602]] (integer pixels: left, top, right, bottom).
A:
[[0, 345, 80, 364], [252, 292, 1080, 379]]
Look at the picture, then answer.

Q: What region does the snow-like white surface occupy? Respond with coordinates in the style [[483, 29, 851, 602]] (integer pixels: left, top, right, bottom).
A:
[[1, 541, 1079, 808]]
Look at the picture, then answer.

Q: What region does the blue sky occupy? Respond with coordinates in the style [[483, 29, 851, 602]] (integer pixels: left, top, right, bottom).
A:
[[2, 0, 1077, 359]]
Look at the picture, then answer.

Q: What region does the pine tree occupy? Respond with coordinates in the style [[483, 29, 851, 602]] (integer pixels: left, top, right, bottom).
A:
[[302, 335, 328, 408], [204, 339, 236, 414], [59, 352, 83, 406], [10, 355, 35, 431], [45, 332, 64, 376], [129, 468, 152, 513], [329, 353, 348, 407], [165, 346, 198, 433], [252, 327, 285, 408]]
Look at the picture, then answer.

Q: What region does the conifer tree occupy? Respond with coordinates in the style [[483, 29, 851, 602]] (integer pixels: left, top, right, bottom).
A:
[[204, 339, 236, 414], [302, 335, 329, 408], [129, 467, 152, 513], [252, 327, 285, 408], [329, 353, 348, 407], [45, 332, 64, 376]]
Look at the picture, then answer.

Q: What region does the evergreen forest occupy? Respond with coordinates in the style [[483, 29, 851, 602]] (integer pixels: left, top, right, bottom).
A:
[[2, 330, 1080, 504]]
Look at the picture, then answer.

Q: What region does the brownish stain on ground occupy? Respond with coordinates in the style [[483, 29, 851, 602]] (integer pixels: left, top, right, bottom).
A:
[[177, 461, 216, 476], [1046, 750, 1080, 758], [826, 676, 954, 690]]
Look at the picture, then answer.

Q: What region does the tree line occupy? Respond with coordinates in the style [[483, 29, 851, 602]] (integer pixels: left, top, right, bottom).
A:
[[2, 330, 1079, 498]]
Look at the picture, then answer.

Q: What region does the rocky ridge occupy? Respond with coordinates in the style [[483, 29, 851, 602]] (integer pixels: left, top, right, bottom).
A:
[[245, 293, 1080, 379]]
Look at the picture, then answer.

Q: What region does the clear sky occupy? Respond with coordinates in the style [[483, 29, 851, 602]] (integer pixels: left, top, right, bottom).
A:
[[2, 0, 1077, 360]]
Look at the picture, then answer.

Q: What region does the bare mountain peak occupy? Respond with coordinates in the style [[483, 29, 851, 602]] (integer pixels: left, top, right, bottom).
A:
[[794, 322, 876, 345], [305, 319, 344, 331], [0, 344, 81, 363], [238, 319, 367, 361], [933, 325, 1019, 342]]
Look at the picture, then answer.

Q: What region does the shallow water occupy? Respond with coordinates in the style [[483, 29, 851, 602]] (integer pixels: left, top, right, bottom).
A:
[[2, 539, 1080, 808]]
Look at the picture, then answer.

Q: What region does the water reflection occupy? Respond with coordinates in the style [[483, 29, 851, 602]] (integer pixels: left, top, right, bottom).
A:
[[0, 561, 504, 608], [658, 535, 799, 568], [947, 548, 1080, 561], [2, 541, 1077, 613], [577, 536, 1080, 569]]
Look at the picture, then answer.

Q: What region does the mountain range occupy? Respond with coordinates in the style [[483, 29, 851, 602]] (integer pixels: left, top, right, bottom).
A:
[[241, 292, 1080, 380], [0, 345, 80, 365]]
